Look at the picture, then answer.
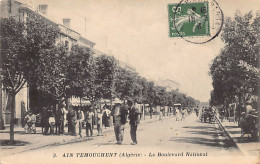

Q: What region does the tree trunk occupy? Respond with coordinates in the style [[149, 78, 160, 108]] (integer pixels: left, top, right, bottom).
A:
[[143, 104, 145, 120], [0, 79, 5, 130], [10, 92, 15, 145], [80, 97, 82, 106]]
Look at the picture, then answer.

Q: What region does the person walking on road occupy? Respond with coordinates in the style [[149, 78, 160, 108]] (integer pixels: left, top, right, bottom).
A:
[[102, 105, 111, 128], [85, 107, 94, 138], [43, 105, 54, 135], [175, 107, 181, 121], [149, 108, 153, 119], [128, 100, 140, 145], [76, 107, 85, 137], [56, 103, 66, 135], [111, 98, 128, 145], [159, 109, 163, 121], [97, 109, 103, 136]]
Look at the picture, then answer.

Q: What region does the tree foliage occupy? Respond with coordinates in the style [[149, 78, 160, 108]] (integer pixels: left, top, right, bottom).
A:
[[210, 11, 260, 106]]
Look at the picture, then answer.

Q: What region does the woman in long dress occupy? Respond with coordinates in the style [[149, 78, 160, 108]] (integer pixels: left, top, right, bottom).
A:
[[176, 108, 180, 121]]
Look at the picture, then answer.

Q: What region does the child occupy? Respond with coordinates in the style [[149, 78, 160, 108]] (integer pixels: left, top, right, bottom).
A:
[[49, 115, 55, 135], [24, 112, 36, 134]]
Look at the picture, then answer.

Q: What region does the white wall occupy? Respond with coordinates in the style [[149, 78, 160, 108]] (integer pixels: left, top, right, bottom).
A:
[[15, 85, 28, 121]]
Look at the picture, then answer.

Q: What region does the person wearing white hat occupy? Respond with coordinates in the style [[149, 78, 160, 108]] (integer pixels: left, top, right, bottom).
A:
[[111, 98, 128, 145]]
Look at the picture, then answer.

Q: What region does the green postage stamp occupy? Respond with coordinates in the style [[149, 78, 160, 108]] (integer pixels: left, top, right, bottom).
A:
[[168, 2, 210, 37], [168, 0, 223, 43]]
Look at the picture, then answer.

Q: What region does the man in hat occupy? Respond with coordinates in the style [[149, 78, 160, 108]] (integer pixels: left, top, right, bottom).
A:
[[128, 100, 140, 145], [85, 107, 94, 137], [56, 103, 66, 135], [111, 98, 128, 145], [76, 107, 85, 137]]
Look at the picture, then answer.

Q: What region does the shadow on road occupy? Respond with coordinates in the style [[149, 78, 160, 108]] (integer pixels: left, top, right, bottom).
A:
[[171, 123, 236, 149], [186, 130, 221, 136], [182, 125, 216, 131], [170, 137, 234, 148], [0, 139, 30, 146]]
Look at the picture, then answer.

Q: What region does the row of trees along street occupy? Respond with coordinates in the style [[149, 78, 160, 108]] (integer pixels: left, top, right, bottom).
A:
[[0, 16, 199, 144], [210, 11, 260, 120]]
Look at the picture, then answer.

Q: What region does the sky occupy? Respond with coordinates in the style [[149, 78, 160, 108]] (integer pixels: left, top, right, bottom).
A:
[[18, 0, 260, 102]]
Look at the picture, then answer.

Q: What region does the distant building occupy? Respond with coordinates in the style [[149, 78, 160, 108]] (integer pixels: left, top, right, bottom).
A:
[[93, 49, 136, 72], [155, 79, 181, 92], [0, 0, 95, 126]]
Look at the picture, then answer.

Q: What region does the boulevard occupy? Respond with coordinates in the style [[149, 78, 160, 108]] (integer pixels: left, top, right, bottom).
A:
[[1, 114, 242, 163]]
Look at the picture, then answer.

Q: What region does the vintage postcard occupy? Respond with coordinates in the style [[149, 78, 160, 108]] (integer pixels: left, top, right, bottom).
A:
[[0, 0, 259, 164]]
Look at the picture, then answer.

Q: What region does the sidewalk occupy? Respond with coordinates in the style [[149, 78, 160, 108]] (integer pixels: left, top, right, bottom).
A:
[[218, 119, 260, 156], [0, 114, 172, 157]]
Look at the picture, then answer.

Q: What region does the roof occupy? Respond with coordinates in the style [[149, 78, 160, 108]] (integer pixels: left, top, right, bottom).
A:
[[79, 36, 95, 46]]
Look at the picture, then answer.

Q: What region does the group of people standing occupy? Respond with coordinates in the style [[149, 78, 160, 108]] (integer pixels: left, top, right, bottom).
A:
[[41, 104, 111, 137], [34, 98, 140, 145]]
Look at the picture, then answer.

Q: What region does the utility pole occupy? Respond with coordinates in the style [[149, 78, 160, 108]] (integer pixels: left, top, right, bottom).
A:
[[84, 17, 86, 37]]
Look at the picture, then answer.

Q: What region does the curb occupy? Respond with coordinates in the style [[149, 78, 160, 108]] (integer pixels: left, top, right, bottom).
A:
[[214, 116, 244, 155]]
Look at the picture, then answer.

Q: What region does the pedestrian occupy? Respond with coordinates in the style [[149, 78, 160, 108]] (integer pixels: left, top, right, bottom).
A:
[[111, 98, 128, 145], [159, 109, 163, 121], [97, 109, 103, 136], [128, 100, 140, 145], [102, 105, 111, 128], [181, 108, 186, 121], [195, 106, 199, 117], [94, 106, 99, 128], [175, 107, 180, 121], [48, 106, 56, 135], [76, 107, 85, 137], [149, 108, 153, 119], [68, 106, 77, 136], [56, 103, 66, 135], [24, 111, 36, 134], [43, 105, 54, 135], [85, 107, 94, 137], [49, 114, 55, 135]]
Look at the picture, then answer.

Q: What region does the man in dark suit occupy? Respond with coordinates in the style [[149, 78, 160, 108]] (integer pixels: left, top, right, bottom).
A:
[[56, 103, 65, 135], [85, 107, 94, 137], [111, 98, 128, 145], [128, 100, 140, 145]]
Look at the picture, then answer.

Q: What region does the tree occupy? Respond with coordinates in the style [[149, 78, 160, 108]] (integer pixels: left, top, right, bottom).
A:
[[210, 11, 260, 110], [0, 18, 27, 144], [95, 55, 118, 102], [0, 15, 59, 144], [66, 45, 94, 101], [22, 15, 60, 87], [35, 43, 68, 100]]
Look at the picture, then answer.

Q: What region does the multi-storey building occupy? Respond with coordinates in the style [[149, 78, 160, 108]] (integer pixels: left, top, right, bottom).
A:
[[155, 79, 181, 92], [0, 0, 95, 126]]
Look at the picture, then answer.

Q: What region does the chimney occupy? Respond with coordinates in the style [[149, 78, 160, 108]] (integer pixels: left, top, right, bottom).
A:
[[38, 4, 48, 14], [63, 18, 71, 28]]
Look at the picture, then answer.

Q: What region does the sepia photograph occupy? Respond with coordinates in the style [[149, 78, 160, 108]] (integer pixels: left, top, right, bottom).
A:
[[0, 0, 259, 163]]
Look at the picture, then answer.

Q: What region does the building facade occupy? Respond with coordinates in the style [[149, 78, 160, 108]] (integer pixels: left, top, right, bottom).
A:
[[0, 0, 95, 126]]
